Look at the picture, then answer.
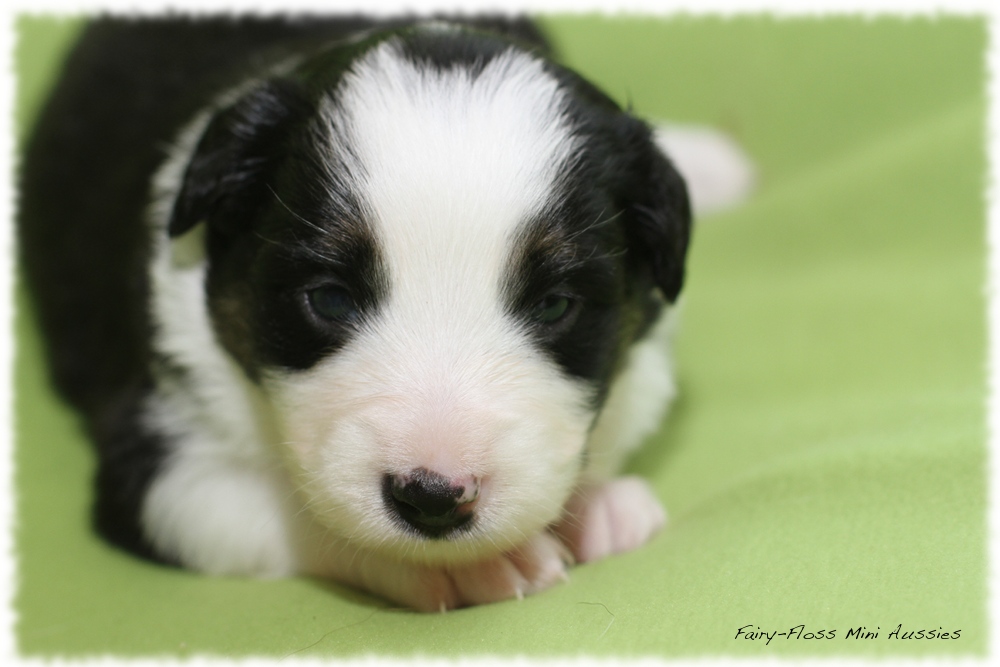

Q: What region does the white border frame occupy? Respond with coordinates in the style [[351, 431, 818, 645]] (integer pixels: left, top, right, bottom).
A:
[[1, 2, 995, 666]]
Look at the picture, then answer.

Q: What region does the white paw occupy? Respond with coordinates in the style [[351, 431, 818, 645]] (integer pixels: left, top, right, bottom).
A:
[[446, 531, 572, 607], [554, 476, 667, 564], [653, 123, 756, 218], [321, 531, 571, 612]]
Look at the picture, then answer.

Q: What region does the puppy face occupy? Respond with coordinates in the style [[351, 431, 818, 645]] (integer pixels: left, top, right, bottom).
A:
[[168, 27, 690, 564]]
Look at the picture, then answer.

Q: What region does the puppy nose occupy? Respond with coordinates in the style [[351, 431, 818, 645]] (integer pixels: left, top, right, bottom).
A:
[[383, 468, 480, 538]]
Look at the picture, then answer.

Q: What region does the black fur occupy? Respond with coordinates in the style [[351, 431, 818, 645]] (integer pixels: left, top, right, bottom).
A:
[[397, 24, 548, 75]]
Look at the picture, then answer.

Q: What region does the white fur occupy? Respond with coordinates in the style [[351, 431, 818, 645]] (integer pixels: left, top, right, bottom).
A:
[[322, 40, 580, 224]]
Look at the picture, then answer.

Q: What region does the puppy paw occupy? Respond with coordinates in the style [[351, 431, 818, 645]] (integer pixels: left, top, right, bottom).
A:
[[554, 476, 667, 564], [653, 123, 756, 217], [446, 530, 572, 606], [323, 532, 571, 611], [324, 549, 455, 613]]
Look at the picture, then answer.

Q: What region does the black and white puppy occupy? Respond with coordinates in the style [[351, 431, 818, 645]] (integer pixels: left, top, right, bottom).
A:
[[20, 16, 751, 611]]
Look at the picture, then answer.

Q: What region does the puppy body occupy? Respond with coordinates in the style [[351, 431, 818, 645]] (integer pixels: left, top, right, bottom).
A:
[[19, 17, 743, 610]]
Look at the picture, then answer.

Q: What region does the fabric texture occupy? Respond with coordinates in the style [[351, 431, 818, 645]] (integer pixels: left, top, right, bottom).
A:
[[14, 15, 986, 658]]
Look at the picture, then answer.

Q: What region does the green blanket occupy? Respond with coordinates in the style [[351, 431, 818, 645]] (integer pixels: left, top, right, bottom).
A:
[[14, 14, 987, 658]]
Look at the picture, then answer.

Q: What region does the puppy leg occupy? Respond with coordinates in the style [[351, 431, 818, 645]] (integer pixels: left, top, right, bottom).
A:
[[553, 476, 667, 564], [653, 123, 756, 218], [141, 452, 302, 578]]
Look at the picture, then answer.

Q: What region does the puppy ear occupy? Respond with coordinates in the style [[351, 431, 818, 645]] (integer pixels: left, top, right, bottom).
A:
[[168, 79, 312, 237], [618, 117, 692, 303]]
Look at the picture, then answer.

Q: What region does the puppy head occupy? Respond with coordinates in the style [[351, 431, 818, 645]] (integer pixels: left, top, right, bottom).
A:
[[168, 25, 690, 564]]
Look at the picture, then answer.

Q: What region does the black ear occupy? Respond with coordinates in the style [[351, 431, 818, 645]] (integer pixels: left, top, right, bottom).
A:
[[168, 79, 313, 237], [618, 118, 692, 303]]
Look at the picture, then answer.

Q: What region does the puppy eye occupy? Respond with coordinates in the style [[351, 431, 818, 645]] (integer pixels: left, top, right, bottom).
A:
[[530, 294, 572, 325], [307, 284, 357, 322]]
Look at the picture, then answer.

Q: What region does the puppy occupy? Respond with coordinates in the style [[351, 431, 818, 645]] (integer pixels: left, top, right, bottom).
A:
[[19, 16, 751, 611]]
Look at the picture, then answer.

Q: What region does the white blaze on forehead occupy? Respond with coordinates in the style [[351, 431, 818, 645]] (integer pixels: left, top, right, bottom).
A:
[[320, 38, 579, 324], [332, 38, 577, 209]]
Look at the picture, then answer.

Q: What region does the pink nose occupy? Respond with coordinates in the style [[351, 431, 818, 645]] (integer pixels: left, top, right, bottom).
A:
[[383, 468, 480, 538]]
